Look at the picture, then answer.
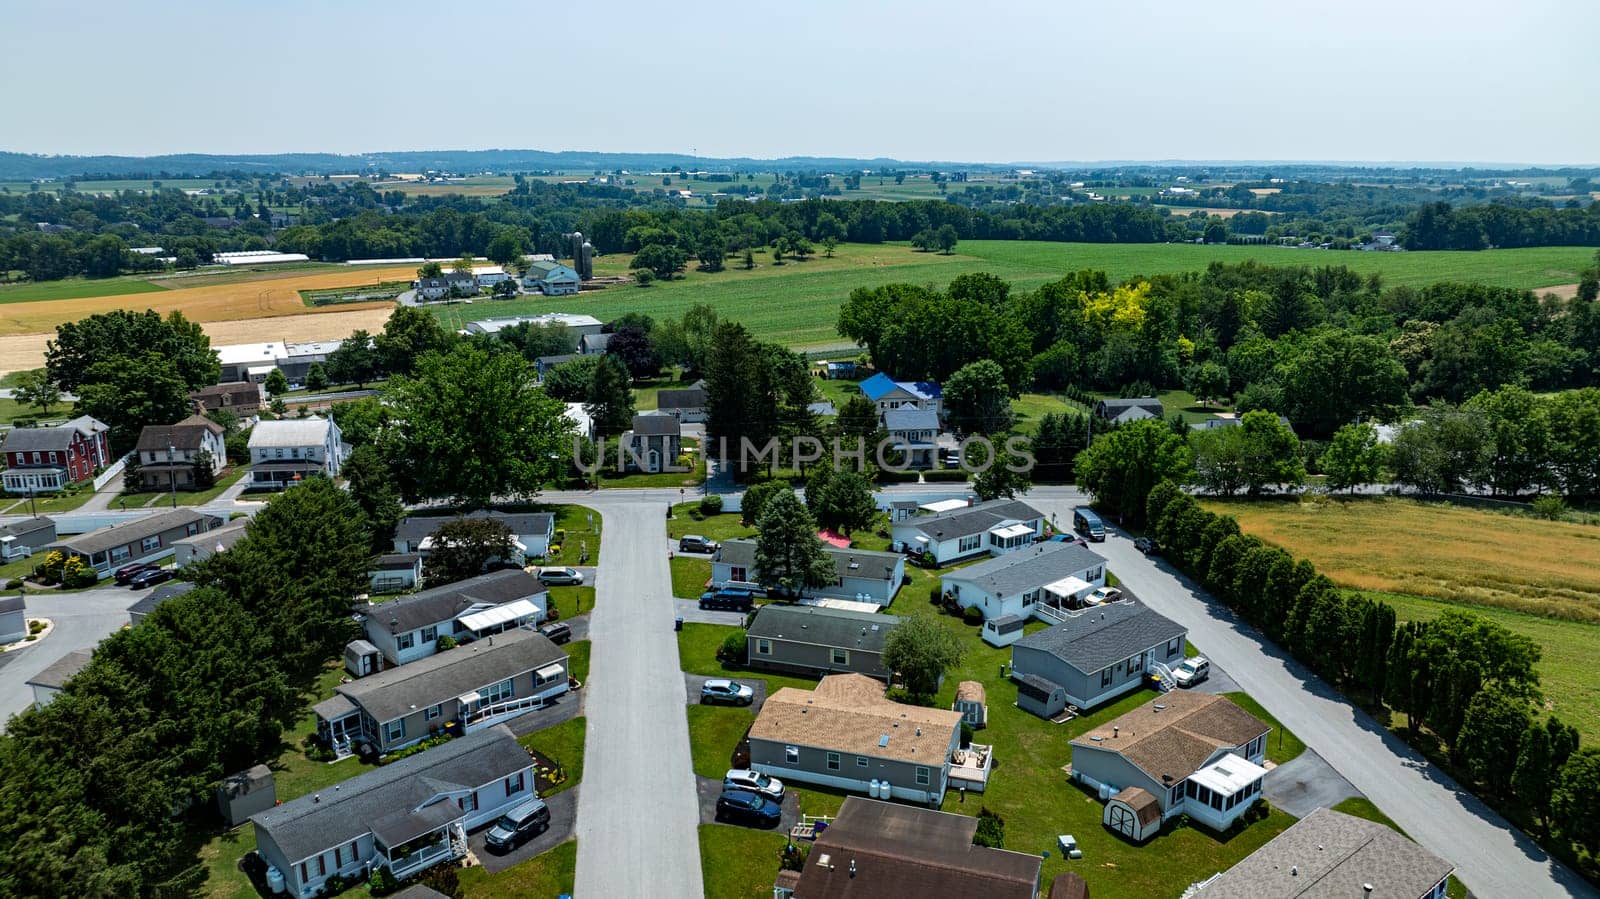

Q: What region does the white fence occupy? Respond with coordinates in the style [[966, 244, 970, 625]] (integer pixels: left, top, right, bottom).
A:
[[91, 453, 134, 492]]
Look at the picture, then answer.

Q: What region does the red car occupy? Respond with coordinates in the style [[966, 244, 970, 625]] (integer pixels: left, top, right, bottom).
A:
[[114, 562, 160, 585]]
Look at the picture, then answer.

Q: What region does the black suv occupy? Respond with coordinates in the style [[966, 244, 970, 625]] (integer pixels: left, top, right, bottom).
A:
[[698, 588, 755, 612]]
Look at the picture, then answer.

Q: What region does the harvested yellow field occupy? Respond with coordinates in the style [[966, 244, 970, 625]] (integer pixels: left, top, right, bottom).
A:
[[1201, 496, 1600, 623], [0, 265, 420, 337]]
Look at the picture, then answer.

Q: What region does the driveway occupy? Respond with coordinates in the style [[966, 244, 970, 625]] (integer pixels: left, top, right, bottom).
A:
[[1265, 750, 1361, 817], [1022, 487, 1597, 899], [671, 597, 746, 626], [569, 493, 705, 898], [0, 585, 149, 729], [683, 673, 769, 714], [467, 787, 578, 874], [696, 775, 799, 831]]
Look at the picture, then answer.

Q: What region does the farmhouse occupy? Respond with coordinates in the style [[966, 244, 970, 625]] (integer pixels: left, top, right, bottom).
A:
[[883, 408, 941, 469], [890, 498, 1046, 565], [1070, 692, 1271, 841], [1191, 807, 1454, 899], [859, 372, 942, 416], [1093, 397, 1164, 424], [522, 260, 582, 295], [356, 569, 549, 667], [251, 725, 535, 899], [312, 628, 568, 756], [939, 540, 1107, 622], [748, 674, 966, 805], [745, 605, 900, 680], [1, 415, 112, 495], [134, 414, 227, 490], [619, 413, 681, 473], [172, 519, 249, 567], [415, 272, 479, 301], [712, 538, 906, 605], [51, 509, 222, 573], [393, 511, 555, 563], [1010, 600, 1186, 715], [191, 382, 263, 416], [471, 265, 510, 287], [247, 417, 345, 488], [775, 797, 1043, 899]]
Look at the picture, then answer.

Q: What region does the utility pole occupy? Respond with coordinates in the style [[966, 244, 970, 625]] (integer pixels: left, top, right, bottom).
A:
[[168, 443, 179, 509]]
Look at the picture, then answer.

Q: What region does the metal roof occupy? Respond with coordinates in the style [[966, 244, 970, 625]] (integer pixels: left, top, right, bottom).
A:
[[247, 418, 335, 449]]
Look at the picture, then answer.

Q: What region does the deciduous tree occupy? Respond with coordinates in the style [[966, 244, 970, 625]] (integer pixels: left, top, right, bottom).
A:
[[882, 616, 965, 698], [422, 517, 515, 586]]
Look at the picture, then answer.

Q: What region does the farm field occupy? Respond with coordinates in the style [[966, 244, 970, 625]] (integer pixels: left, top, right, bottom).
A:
[[1200, 496, 1600, 623], [431, 242, 1598, 350], [0, 277, 169, 304]]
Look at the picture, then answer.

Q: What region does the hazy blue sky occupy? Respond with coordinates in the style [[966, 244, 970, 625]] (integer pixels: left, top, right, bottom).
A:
[[4, 0, 1596, 164]]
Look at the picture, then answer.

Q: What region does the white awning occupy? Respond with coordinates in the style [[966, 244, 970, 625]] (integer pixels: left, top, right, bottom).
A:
[[991, 523, 1034, 541], [920, 499, 968, 514], [245, 364, 276, 376], [535, 663, 565, 681], [1042, 576, 1093, 599], [456, 598, 540, 632], [457, 691, 481, 704], [1189, 754, 1269, 796]]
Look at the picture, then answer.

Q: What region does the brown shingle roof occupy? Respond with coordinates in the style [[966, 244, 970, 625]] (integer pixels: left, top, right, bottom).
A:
[[1197, 807, 1454, 898], [795, 797, 1041, 899], [955, 681, 986, 704], [750, 674, 960, 764], [135, 415, 224, 452], [1048, 872, 1091, 899], [1072, 693, 1269, 785], [1111, 787, 1162, 827]]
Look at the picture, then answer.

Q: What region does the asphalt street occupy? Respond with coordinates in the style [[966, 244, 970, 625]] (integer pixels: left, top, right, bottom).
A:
[[1021, 487, 1596, 899], [0, 585, 146, 729], [568, 491, 705, 898]]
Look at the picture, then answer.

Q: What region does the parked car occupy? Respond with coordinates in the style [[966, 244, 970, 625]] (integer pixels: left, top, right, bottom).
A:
[[114, 562, 159, 585], [1173, 656, 1211, 688], [1134, 536, 1157, 554], [538, 567, 584, 586], [698, 588, 755, 612], [484, 798, 550, 853], [715, 789, 782, 827], [1048, 534, 1088, 546], [701, 678, 754, 706], [724, 768, 785, 801], [128, 567, 174, 589], [538, 621, 573, 645], [678, 535, 720, 554], [1084, 586, 1123, 606]]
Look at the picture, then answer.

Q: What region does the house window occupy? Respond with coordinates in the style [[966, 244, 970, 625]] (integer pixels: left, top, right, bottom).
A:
[[857, 756, 869, 768], [1170, 783, 1184, 805], [958, 534, 981, 554], [1101, 668, 1113, 687], [756, 639, 772, 655], [915, 767, 930, 786], [109, 546, 130, 563], [396, 632, 416, 651], [831, 649, 849, 666], [505, 772, 525, 795], [348, 840, 359, 864], [141, 535, 162, 553], [731, 566, 747, 582], [384, 720, 405, 742], [483, 677, 515, 704], [300, 862, 308, 883], [317, 855, 326, 877], [827, 752, 840, 771], [425, 705, 442, 721], [334, 846, 342, 868], [31, 452, 40, 464], [422, 625, 438, 643], [1088, 566, 1103, 580], [185, 522, 199, 536], [1167, 638, 1181, 659], [1023, 589, 1038, 606], [1126, 654, 1142, 674], [459, 791, 478, 812], [785, 746, 799, 765]]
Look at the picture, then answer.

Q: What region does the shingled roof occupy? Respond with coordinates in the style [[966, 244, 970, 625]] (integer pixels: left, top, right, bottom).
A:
[[359, 569, 545, 633], [1196, 807, 1454, 898], [1014, 601, 1185, 675], [328, 628, 564, 724], [898, 499, 1044, 542], [751, 674, 960, 764], [1072, 693, 1270, 785], [944, 541, 1106, 598], [746, 605, 900, 654], [716, 538, 903, 585]]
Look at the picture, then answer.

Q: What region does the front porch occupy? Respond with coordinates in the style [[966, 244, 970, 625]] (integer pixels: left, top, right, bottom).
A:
[[3, 467, 68, 494], [250, 460, 323, 488], [372, 805, 466, 881], [1178, 754, 1268, 832]]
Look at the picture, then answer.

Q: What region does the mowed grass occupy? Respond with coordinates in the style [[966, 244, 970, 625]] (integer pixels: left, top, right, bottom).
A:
[[1374, 590, 1600, 742], [431, 242, 1593, 351], [0, 264, 418, 336], [1204, 496, 1600, 623], [698, 825, 791, 899], [0, 277, 169, 304]]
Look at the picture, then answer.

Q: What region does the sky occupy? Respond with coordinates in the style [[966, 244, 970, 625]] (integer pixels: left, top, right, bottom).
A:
[[3, 0, 1597, 165]]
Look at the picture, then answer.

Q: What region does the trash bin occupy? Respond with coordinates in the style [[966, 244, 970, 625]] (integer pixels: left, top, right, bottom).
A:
[[674, 617, 684, 632]]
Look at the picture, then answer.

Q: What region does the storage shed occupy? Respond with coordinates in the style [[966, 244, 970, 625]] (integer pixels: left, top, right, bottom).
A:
[[953, 681, 988, 729], [1103, 786, 1162, 843], [1016, 673, 1068, 719], [983, 614, 1027, 647]]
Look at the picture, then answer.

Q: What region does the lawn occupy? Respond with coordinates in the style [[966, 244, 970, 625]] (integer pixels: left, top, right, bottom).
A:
[[0, 487, 98, 515], [549, 503, 603, 565], [632, 371, 700, 411], [686, 704, 755, 779], [698, 825, 791, 899], [110, 467, 247, 509], [671, 557, 712, 599], [564, 639, 591, 685], [1373, 589, 1600, 743], [668, 504, 756, 542], [518, 715, 586, 796], [677, 623, 822, 696], [456, 839, 577, 897], [1220, 692, 1306, 765], [1204, 496, 1600, 623], [1011, 392, 1091, 434], [427, 242, 1598, 351], [546, 586, 595, 621]]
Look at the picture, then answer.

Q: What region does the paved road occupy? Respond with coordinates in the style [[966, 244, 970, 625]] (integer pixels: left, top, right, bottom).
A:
[[1022, 489, 1594, 899], [0, 585, 146, 729], [570, 493, 704, 899]]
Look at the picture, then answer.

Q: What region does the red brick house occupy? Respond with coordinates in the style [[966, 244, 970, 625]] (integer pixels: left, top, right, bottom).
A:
[[2, 416, 113, 494]]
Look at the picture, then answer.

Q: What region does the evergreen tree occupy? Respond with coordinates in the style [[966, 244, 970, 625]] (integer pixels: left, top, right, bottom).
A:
[[753, 490, 834, 595], [343, 444, 405, 553], [586, 354, 636, 438]]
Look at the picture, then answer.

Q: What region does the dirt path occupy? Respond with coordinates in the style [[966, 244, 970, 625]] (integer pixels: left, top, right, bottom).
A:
[[0, 306, 396, 377]]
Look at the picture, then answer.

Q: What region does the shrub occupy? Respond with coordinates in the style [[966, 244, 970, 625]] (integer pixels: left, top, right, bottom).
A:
[[632, 268, 655, 286], [876, 469, 920, 484], [4, 579, 21, 590], [700, 494, 724, 514], [717, 631, 748, 666], [961, 606, 984, 626], [928, 582, 944, 604], [554, 528, 567, 543], [960, 721, 974, 748], [972, 807, 1006, 848], [435, 635, 457, 652], [34, 550, 65, 585], [367, 865, 398, 896], [923, 469, 969, 483], [1532, 495, 1568, 521], [780, 841, 811, 872], [28, 620, 44, 634]]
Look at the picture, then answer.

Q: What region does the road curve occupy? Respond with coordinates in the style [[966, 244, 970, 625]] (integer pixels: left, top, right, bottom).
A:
[[1022, 489, 1594, 899]]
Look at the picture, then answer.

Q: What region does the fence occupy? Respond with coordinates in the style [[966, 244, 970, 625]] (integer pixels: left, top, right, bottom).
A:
[[91, 453, 133, 492]]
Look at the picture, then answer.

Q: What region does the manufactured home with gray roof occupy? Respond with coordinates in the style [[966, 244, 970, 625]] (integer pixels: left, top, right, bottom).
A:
[[1010, 601, 1186, 715], [890, 498, 1046, 565], [357, 569, 549, 666], [712, 537, 906, 605], [940, 541, 1107, 622], [51, 509, 222, 573], [746, 604, 901, 680]]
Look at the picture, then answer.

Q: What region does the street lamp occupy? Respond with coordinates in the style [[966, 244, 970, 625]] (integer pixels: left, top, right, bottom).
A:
[[168, 443, 179, 509]]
